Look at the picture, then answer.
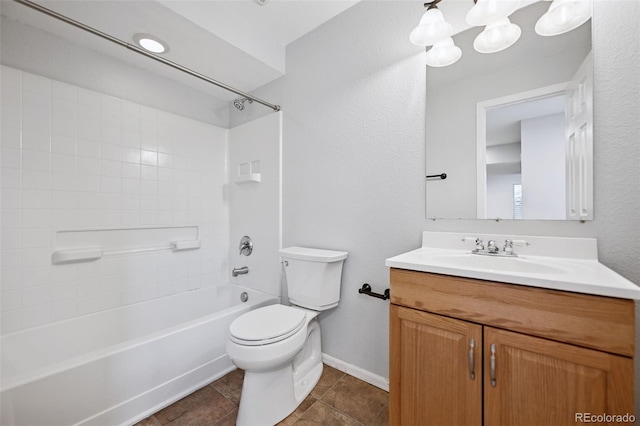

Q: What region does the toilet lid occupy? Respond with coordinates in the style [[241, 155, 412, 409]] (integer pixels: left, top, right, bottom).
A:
[[229, 305, 306, 345]]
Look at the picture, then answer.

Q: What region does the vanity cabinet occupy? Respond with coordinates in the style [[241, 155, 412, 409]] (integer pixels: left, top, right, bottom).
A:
[[389, 268, 634, 426]]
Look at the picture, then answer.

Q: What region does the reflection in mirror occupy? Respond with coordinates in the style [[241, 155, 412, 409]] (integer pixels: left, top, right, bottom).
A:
[[425, 1, 592, 221], [482, 90, 566, 220]]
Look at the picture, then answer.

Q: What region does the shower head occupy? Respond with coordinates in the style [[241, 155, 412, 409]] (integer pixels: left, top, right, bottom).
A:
[[233, 97, 253, 111]]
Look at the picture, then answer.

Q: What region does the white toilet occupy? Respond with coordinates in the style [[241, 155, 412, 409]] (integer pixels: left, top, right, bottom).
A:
[[226, 246, 348, 426]]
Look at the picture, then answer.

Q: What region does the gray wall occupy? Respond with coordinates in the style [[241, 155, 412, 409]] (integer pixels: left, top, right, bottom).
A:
[[231, 0, 640, 392], [0, 15, 230, 127]]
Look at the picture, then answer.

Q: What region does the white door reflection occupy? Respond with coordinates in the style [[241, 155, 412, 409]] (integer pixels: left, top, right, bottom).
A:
[[481, 91, 566, 220]]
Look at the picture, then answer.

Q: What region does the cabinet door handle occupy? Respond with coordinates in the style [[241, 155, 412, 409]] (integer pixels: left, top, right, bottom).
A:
[[468, 338, 475, 380], [490, 343, 497, 387]]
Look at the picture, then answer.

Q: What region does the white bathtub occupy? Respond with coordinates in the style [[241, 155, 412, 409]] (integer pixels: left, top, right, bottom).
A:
[[0, 285, 278, 426]]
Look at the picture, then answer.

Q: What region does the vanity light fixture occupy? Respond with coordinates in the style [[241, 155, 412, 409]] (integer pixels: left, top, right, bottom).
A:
[[133, 33, 169, 54], [412, 0, 592, 66]]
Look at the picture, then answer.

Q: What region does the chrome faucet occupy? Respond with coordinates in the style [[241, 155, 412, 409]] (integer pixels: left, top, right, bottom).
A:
[[232, 266, 249, 277], [462, 236, 529, 257]]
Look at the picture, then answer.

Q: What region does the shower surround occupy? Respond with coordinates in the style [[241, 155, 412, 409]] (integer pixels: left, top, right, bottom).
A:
[[0, 65, 230, 331], [0, 66, 271, 424]]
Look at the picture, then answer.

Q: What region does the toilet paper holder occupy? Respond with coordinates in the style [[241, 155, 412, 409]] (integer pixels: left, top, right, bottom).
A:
[[358, 283, 390, 301]]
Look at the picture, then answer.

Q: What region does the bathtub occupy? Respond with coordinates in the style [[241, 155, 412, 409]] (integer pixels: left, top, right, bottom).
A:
[[0, 285, 278, 426]]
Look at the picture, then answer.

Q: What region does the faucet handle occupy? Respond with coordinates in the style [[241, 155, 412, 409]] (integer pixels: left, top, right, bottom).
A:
[[461, 236, 484, 251], [239, 236, 253, 256], [503, 239, 529, 256], [503, 239, 514, 254]]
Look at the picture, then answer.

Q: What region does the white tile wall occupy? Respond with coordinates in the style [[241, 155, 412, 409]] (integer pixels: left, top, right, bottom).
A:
[[228, 113, 282, 297], [0, 66, 230, 334]]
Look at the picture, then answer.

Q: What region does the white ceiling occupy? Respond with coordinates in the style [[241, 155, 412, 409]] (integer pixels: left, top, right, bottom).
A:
[[487, 94, 565, 146], [160, 0, 361, 74], [1, 0, 359, 101]]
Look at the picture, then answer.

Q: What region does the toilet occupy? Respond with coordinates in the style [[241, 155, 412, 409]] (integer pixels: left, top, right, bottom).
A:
[[226, 246, 348, 426]]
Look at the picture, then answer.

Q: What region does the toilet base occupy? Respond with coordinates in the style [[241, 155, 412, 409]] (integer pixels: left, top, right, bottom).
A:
[[236, 319, 322, 426]]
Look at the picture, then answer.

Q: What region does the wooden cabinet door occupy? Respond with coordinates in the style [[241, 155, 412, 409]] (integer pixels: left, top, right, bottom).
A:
[[390, 305, 482, 426], [484, 327, 633, 426]]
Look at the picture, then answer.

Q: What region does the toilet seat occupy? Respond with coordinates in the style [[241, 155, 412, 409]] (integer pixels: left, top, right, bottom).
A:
[[229, 305, 307, 346]]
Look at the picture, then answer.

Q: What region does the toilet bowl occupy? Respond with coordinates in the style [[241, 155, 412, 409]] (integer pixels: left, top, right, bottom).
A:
[[226, 305, 322, 426], [226, 246, 347, 426]]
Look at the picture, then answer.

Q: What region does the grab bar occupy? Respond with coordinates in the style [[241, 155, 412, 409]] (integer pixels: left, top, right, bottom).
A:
[[102, 240, 200, 256], [52, 240, 201, 264]]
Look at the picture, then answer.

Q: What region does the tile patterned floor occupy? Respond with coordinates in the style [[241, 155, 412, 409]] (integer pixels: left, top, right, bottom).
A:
[[135, 364, 389, 426]]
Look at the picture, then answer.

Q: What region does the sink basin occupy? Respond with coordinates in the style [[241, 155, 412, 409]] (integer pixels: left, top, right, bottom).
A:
[[429, 254, 566, 275]]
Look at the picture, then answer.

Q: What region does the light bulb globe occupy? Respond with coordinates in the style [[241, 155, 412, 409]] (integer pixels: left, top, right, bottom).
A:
[[535, 0, 592, 36], [473, 18, 521, 53], [466, 0, 521, 27], [426, 38, 462, 67]]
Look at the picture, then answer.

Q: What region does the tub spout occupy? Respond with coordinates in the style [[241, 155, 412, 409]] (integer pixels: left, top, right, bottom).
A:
[[232, 266, 249, 277]]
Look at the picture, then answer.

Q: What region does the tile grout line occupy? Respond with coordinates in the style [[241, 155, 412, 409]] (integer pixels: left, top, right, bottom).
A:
[[294, 373, 366, 426], [315, 400, 367, 426], [212, 407, 238, 426], [206, 382, 241, 417], [286, 396, 319, 425], [312, 370, 347, 400], [318, 374, 387, 426], [282, 367, 347, 425]]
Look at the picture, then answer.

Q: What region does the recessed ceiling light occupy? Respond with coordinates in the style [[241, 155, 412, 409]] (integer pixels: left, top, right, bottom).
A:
[[133, 33, 169, 54]]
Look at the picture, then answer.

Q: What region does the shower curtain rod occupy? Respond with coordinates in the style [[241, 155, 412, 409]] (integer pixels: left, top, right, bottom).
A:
[[13, 0, 281, 112]]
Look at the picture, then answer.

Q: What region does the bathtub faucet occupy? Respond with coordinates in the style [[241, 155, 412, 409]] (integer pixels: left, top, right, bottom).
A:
[[232, 266, 249, 277]]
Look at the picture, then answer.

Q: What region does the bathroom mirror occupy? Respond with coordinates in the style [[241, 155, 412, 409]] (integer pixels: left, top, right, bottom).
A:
[[425, 1, 592, 220]]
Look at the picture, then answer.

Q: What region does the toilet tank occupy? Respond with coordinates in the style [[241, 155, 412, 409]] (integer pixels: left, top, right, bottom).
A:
[[279, 247, 348, 311]]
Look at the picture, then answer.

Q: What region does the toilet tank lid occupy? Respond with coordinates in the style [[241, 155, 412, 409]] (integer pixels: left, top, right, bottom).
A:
[[279, 247, 348, 262]]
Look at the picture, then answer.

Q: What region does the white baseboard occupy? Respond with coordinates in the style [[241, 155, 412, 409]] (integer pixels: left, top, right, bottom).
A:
[[322, 353, 389, 392]]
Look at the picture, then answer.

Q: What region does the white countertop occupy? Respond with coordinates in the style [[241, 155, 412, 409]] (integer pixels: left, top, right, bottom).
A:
[[385, 232, 640, 300]]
